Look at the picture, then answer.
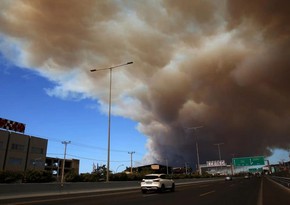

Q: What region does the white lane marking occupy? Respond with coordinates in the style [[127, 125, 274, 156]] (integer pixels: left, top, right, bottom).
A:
[[200, 190, 215, 197], [142, 193, 158, 198]]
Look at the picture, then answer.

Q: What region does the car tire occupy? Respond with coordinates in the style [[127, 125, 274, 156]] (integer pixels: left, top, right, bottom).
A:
[[171, 183, 175, 192], [159, 184, 165, 193]]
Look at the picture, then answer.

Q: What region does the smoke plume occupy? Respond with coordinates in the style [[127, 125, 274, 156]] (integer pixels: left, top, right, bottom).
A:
[[1, 0, 290, 166]]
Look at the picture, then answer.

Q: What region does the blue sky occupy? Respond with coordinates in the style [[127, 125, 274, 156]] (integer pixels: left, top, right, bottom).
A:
[[0, 1, 289, 174], [0, 54, 147, 173]]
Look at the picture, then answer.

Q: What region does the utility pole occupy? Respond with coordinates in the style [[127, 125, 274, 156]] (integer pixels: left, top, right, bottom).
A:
[[61, 141, 71, 187], [57, 158, 60, 182], [165, 159, 169, 175], [231, 154, 235, 176], [128, 151, 135, 173]]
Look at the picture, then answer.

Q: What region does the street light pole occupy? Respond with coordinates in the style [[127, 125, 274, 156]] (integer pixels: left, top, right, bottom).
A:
[[115, 164, 124, 173], [186, 126, 203, 175], [214, 143, 224, 175], [90, 61, 133, 182], [61, 141, 71, 187], [213, 143, 224, 161]]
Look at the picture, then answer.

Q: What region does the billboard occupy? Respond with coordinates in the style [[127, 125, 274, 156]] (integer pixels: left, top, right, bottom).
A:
[[0, 118, 25, 133], [206, 160, 226, 167], [151, 164, 160, 170]]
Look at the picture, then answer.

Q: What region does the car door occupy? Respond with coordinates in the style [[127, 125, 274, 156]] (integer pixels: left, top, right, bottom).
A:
[[161, 174, 171, 188]]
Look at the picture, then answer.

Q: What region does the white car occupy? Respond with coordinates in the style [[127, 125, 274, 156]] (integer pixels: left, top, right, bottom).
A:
[[140, 174, 175, 193], [225, 176, 232, 181]]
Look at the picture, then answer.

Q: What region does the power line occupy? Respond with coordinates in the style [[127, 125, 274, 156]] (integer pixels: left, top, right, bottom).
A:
[[66, 154, 130, 163], [70, 142, 141, 154], [36, 134, 145, 155]]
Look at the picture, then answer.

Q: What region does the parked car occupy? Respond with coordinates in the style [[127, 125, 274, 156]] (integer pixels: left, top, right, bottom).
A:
[[140, 174, 175, 193]]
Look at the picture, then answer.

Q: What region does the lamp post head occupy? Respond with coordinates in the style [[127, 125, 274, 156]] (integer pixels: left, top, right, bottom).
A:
[[90, 61, 133, 72], [186, 126, 203, 131]]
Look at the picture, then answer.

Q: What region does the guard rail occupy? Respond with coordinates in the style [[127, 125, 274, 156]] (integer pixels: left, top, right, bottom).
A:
[[269, 176, 290, 189]]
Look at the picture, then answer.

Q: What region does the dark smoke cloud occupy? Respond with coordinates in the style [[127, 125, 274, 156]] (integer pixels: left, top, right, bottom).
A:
[[0, 0, 290, 167]]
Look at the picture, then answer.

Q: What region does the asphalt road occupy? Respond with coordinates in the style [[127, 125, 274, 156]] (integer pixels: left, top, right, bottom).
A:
[[1, 177, 289, 205]]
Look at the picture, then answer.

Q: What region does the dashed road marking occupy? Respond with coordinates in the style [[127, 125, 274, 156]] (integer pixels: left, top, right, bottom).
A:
[[200, 190, 215, 197]]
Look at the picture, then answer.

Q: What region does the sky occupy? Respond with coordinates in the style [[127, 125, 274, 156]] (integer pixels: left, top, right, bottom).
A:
[[0, 0, 290, 173], [0, 54, 147, 173]]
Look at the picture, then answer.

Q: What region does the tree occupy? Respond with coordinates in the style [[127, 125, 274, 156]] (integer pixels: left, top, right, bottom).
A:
[[92, 164, 110, 181]]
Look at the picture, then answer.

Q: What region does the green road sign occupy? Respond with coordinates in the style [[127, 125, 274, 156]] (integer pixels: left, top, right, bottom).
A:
[[249, 168, 263, 173], [249, 168, 257, 172], [232, 156, 265, 166]]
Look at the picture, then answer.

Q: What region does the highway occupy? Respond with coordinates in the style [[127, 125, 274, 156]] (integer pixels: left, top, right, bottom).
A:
[[1, 177, 289, 205]]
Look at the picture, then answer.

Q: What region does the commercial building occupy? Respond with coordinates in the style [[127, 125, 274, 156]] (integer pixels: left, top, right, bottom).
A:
[[0, 129, 47, 171], [0, 129, 80, 176], [128, 164, 172, 174], [45, 157, 80, 176], [0, 118, 80, 175]]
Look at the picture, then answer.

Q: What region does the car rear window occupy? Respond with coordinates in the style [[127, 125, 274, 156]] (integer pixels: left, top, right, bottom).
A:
[[145, 175, 159, 179]]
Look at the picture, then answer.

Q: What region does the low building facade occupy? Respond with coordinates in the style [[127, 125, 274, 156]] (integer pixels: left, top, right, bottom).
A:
[[0, 129, 47, 171], [45, 157, 80, 177]]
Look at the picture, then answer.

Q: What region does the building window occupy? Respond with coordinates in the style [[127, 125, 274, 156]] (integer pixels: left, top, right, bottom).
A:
[[30, 159, 43, 167], [11, 143, 25, 151], [31, 147, 44, 154], [8, 157, 22, 165]]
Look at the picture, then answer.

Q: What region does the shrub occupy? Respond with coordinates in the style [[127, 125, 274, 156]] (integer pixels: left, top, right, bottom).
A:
[[65, 170, 81, 182], [0, 170, 23, 183], [111, 173, 128, 181], [24, 170, 53, 183]]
